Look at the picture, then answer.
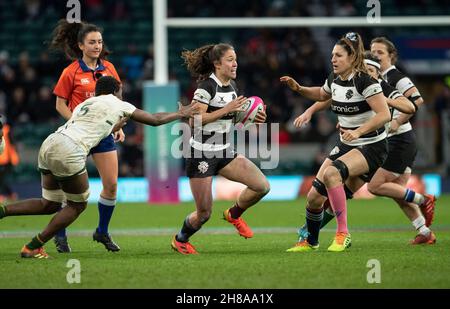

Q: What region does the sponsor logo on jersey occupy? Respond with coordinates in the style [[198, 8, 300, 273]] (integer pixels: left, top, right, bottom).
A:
[[81, 78, 90, 85], [331, 105, 359, 113]]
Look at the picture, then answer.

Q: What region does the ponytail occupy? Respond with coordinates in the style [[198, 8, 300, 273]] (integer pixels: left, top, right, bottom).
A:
[[336, 32, 367, 75], [181, 43, 234, 81], [49, 19, 110, 60]]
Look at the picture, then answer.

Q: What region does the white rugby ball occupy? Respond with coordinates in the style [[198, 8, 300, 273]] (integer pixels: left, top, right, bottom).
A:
[[234, 96, 265, 129]]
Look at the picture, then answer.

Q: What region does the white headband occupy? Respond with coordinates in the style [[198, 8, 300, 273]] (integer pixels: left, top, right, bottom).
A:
[[364, 59, 381, 70]]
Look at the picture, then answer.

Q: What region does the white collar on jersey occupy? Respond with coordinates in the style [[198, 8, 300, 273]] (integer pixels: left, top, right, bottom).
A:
[[339, 71, 355, 81], [209, 73, 232, 87], [381, 65, 396, 77], [209, 73, 223, 87]]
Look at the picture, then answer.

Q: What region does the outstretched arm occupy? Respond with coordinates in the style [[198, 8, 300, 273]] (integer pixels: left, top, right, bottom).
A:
[[280, 76, 331, 102], [130, 103, 200, 126], [293, 99, 332, 128]]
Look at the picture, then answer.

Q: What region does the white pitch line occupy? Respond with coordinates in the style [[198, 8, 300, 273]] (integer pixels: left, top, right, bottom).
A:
[[1, 226, 448, 239]]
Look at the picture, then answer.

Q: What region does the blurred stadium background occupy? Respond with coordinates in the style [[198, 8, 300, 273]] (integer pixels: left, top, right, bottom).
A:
[[0, 0, 449, 202]]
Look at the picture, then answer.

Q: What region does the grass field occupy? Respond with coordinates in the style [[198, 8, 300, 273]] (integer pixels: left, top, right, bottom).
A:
[[0, 196, 449, 289]]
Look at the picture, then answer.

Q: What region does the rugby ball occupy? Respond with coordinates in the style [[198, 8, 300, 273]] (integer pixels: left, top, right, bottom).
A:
[[234, 96, 265, 129]]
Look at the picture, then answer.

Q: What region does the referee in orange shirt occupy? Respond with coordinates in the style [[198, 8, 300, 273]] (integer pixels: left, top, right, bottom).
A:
[[50, 19, 122, 253]]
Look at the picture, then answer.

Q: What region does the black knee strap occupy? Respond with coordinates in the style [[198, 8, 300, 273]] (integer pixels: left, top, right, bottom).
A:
[[312, 178, 328, 198], [331, 160, 349, 182], [344, 184, 354, 200]]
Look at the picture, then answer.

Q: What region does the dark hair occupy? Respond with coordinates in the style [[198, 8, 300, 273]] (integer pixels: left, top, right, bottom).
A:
[[95, 76, 120, 96], [370, 37, 398, 64], [49, 19, 110, 60], [181, 43, 234, 81], [336, 32, 367, 74], [364, 51, 381, 67]]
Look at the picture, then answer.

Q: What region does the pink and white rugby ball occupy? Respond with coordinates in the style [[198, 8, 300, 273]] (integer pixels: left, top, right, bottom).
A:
[[234, 96, 265, 129]]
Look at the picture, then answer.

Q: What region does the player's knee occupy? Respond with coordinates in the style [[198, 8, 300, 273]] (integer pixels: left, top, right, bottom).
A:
[[324, 160, 348, 185], [65, 189, 90, 204], [103, 181, 118, 197], [197, 209, 212, 224], [312, 178, 328, 198], [307, 188, 325, 208], [367, 182, 379, 196], [256, 178, 271, 196], [67, 201, 88, 215], [41, 199, 62, 214]]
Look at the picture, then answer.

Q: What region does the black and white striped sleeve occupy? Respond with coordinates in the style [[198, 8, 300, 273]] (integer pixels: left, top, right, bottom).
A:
[[386, 69, 415, 95], [355, 72, 383, 99], [193, 79, 215, 105], [322, 72, 334, 94]]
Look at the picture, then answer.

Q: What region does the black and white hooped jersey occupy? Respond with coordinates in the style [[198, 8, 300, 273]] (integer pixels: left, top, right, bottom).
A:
[[190, 73, 238, 151], [322, 71, 385, 146], [382, 65, 415, 136]]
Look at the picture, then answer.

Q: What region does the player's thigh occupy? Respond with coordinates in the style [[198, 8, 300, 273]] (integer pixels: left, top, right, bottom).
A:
[[59, 172, 90, 207], [59, 172, 89, 194], [92, 150, 118, 186], [336, 149, 370, 178], [369, 168, 400, 188], [218, 155, 269, 192], [189, 177, 213, 212], [41, 173, 61, 190]]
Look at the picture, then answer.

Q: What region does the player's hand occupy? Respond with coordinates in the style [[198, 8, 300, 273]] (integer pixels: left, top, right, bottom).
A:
[[280, 76, 301, 92], [254, 107, 267, 123], [179, 102, 201, 118], [389, 119, 400, 133], [340, 128, 361, 142], [225, 96, 248, 113], [113, 128, 126, 143], [112, 116, 128, 133], [293, 111, 312, 128]]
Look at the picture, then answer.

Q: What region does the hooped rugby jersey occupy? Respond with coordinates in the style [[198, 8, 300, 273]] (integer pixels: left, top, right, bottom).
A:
[[53, 59, 121, 112], [190, 73, 239, 151], [382, 65, 416, 137], [322, 71, 384, 146]]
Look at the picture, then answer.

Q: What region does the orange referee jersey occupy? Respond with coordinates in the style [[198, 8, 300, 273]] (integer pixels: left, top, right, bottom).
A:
[[53, 59, 121, 112]]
